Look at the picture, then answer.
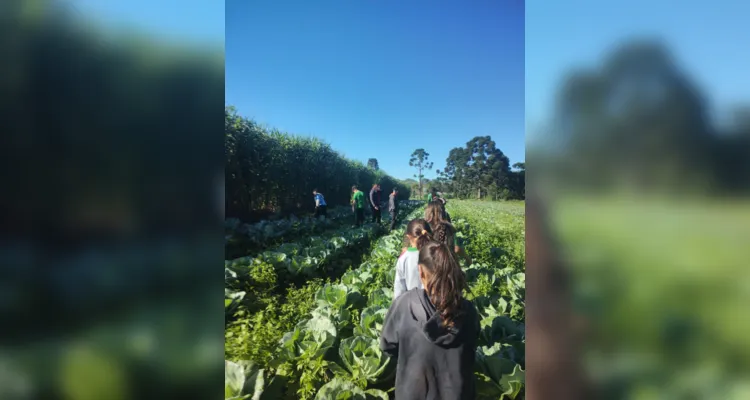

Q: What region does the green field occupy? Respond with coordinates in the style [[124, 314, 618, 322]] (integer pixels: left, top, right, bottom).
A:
[[225, 200, 526, 399], [552, 197, 750, 399]]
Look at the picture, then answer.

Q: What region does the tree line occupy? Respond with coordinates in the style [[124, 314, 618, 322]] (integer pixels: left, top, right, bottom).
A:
[[402, 140, 525, 201], [530, 39, 750, 196]]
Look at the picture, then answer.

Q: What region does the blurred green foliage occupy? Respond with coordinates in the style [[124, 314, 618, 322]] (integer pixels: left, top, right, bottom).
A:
[[553, 197, 750, 399], [531, 38, 750, 399], [531, 40, 750, 196], [0, 0, 224, 399]]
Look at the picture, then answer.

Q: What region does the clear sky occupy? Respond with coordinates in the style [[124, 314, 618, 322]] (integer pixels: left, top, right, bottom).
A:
[[526, 0, 750, 143], [69, 0, 224, 46], [226, 1, 525, 180]]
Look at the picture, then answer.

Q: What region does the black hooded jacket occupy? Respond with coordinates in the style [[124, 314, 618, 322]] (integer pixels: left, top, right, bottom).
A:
[[380, 288, 479, 400]]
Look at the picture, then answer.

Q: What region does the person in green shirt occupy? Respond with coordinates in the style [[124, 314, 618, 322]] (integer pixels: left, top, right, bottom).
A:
[[427, 188, 437, 203], [351, 185, 366, 226]]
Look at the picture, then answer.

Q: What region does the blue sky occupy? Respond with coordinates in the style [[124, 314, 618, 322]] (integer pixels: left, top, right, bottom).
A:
[[526, 0, 750, 143], [226, 1, 525, 180], [70, 0, 224, 46]]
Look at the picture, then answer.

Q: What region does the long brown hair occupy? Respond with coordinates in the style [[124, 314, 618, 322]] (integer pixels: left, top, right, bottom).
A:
[[418, 241, 466, 328], [405, 218, 433, 250], [424, 201, 448, 227], [431, 221, 456, 248]]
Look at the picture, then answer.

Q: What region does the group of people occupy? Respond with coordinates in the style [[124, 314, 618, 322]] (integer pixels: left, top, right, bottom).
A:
[[311, 185, 478, 398], [311, 184, 401, 231], [382, 200, 476, 399], [351, 183, 401, 230]]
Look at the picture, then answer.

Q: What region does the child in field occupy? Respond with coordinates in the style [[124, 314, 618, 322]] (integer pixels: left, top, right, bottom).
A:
[[393, 219, 433, 299], [381, 240, 479, 400], [431, 221, 472, 267], [427, 187, 437, 203], [438, 197, 452, 222], [351, 185, 365, 227], [424, 202, 470, 266]]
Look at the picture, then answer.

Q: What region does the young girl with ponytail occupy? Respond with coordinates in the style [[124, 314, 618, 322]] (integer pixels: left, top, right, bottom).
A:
[[381, 241, 479, 400], [431, 221, 472, 267], [393, 219, 433, 299], [425, 201, 472, 266]]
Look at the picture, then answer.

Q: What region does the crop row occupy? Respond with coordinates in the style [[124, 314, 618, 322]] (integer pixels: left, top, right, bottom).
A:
[[225, 205, 359, 258], [225, 202, 421, 318], [448, 201, 525, 272], [225, 201, 526, 399]]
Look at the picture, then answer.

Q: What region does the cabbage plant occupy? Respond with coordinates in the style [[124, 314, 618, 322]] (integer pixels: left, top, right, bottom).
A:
[[278, 315, 337, 362], [366, 288, 392, 309], [314, 377, 388, 400], [354, 306, 387, 339], [474, 348, 525, 400], [225, 360, 265, 400], [328, 336, 394, 387], [312, 284, 365, 328]]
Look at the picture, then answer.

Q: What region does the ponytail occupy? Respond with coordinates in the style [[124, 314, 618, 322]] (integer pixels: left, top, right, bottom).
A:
[[418, 241, 467, 328], [405, 218, 433, 250], [432, 222, 456, 249], [424, 201, 448, 227]]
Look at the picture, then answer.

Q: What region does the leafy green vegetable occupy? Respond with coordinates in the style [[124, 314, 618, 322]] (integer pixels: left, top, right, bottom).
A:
[[314, 377, 389, 400], [225, 360, 265, 400], [328, 336, 394, 386], [354, 306, 387, 339], [474, 351, 525, 400], [279, 315, 337, 362], [366, 288, 392, 308], [225, 289, 246, 317], [312, 284, 365, 328]]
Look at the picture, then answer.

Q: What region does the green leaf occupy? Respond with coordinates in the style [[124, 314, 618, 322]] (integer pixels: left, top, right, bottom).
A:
[[335, 336, 393, 383], [314, 377, 365, 400], [354, 306, 388, 339], [224, 360, 265, 400]]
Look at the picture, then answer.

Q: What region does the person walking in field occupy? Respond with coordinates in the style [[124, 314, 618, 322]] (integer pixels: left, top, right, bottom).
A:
[[381, 240, 479, 400], [438, 197, 452, 222], [369, 183, 382, 224], [427, 188, 436, 203], [431, 220, 471, 266], [393, 219, 433, 299], [351, 185, 366, 227], [425, 202, 470, 266], [388, 188, 399, 231], [312, 188, 327, 219]]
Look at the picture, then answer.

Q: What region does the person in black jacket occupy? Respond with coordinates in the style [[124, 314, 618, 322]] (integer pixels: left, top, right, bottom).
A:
[[380, 240, 479, 400], [369, 183, 382, 224]]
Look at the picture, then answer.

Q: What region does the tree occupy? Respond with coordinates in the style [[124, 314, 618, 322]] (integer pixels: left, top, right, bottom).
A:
[[550, 39, 712, 192], [467, 136, 511, 199], [367, 158, 379, 171], [409, 149, 433, 197], [440, 137, 517, 200]]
